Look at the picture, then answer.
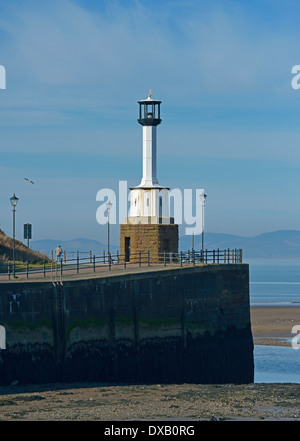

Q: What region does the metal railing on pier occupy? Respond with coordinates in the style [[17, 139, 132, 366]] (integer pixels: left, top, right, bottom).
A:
[[0, 248, 243, 281]]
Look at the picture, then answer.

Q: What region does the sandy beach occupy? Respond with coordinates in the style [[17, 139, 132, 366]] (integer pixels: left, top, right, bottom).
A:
[[0, 305, 299, 421], [250, 305, 300, 347], [0, 381, 299, 421]]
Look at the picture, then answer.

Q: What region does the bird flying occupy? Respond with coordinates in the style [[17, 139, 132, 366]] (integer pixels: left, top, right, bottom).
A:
[[24, 178, 34, 184]]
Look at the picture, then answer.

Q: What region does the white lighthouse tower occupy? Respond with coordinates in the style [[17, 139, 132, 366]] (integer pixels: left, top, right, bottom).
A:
[[120, 91, 178, 261], [127, 90, 173, 224]]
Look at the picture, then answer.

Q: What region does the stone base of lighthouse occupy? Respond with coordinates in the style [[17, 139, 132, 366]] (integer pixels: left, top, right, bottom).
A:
[[120, 223, 178, 263]]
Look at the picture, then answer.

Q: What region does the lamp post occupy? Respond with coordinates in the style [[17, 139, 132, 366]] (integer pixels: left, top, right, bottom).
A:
[[106, 200, 113, 256], [199, 193, 207, 256], [10, 193, 19, 278]]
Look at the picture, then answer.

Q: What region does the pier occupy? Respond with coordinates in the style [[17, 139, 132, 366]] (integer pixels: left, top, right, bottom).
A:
[[0, 260, 253, 386]]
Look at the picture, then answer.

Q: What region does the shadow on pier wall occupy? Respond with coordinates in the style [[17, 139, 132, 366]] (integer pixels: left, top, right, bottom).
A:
[[0, 265, 254, 385]]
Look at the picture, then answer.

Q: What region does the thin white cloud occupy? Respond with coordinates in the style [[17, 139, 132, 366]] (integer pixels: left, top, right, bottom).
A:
[[0, 0, 297, 99]]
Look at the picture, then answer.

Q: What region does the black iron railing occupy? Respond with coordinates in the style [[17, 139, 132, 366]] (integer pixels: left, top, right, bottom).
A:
[[0, 248, 243, 281]]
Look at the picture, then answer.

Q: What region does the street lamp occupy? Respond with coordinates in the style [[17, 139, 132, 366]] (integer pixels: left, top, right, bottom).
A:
[[106, 200, 113, 256], [199, 192, 207, 256], [10, 193, 19, 277]]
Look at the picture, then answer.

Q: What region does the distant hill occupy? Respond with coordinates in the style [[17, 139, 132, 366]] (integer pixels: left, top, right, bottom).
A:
[[31, 230, 300, 259], [31, 238, 118, 257], [180, 230, 300, 258], [0, 229, 49, 264]]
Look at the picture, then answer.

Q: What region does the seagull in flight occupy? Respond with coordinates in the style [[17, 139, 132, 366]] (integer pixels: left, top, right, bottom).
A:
[[24, 178, 34, 184]]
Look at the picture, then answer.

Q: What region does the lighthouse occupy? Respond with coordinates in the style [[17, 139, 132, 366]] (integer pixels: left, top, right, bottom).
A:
[[120, 90, 178, 261]]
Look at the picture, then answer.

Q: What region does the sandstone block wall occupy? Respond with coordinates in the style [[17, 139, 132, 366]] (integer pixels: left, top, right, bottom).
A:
[[120, 224, 178, 262]]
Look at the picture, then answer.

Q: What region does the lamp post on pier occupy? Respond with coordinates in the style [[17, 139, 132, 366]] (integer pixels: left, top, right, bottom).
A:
[[199, 192, 207, 256], [10, 193, 19, 278], [106, 200, 113, 256]]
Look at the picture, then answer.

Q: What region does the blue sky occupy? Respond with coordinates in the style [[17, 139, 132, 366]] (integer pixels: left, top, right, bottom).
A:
[[1, 0, 300, 246]]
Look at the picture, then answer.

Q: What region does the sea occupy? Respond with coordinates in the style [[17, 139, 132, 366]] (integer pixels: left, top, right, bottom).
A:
[[248, 258, 300, 384]]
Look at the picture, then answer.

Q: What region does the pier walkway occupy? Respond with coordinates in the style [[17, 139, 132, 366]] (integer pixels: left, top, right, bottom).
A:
[[0, 249, 243, 283]]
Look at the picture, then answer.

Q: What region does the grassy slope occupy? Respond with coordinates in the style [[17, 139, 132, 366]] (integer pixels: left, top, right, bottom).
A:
[[0, 229, 49, 265]]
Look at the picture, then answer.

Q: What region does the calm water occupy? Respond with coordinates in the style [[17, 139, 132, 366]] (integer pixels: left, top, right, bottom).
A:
[[248, 259, 300, 383], [249, 258, 300, 306], [254, 345, 300, 383]]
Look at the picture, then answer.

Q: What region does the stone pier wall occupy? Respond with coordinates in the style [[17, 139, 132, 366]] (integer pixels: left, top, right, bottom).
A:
[[0, 264, 254, 385]]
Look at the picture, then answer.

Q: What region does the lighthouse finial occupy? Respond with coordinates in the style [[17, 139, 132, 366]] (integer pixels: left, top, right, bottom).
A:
[[148, 89, 152, 98]]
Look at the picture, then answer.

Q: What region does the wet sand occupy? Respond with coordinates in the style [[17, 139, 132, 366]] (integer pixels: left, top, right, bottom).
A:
[[0, 382, 299, 421], [250, 305, 300, 346], [0, 305, 299, 421]]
